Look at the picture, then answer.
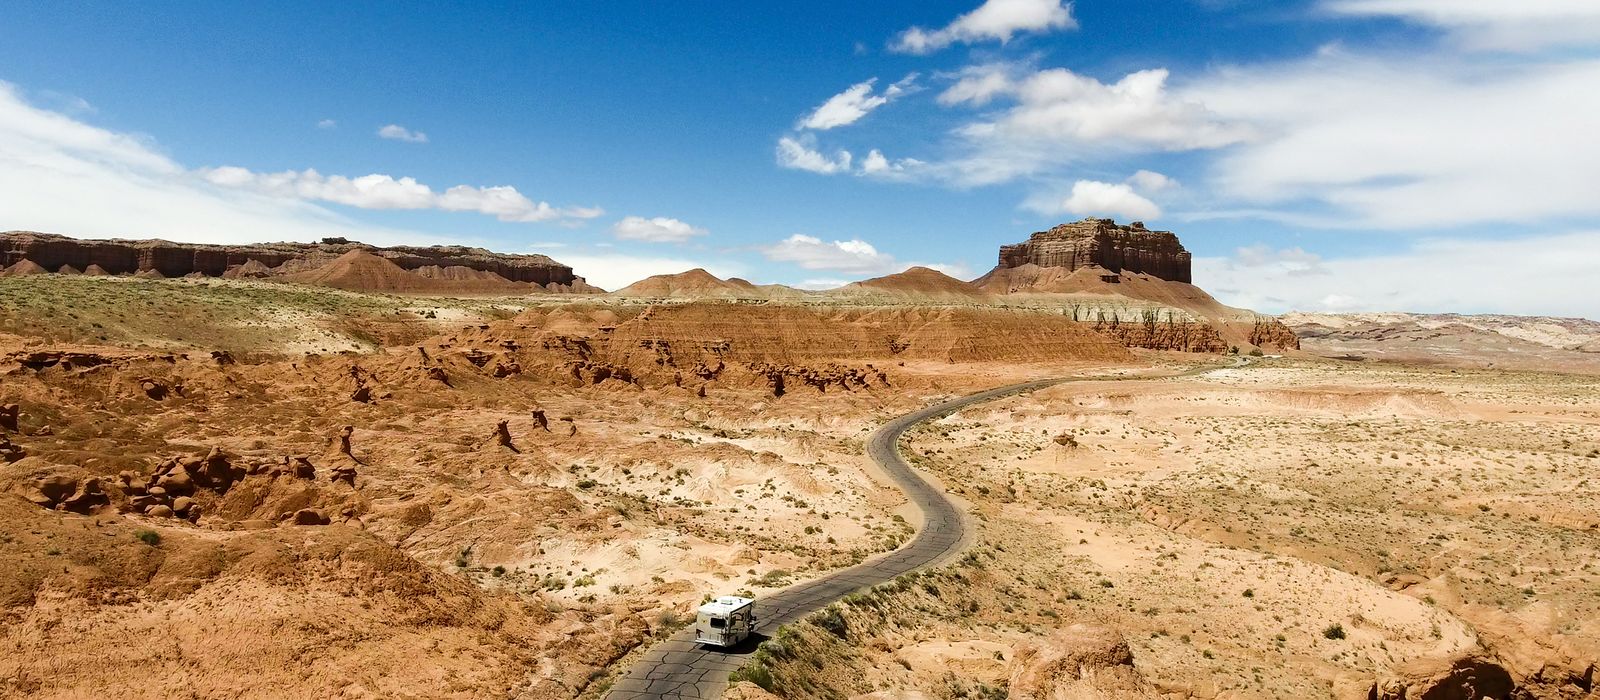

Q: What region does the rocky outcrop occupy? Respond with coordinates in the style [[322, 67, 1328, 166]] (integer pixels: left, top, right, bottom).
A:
[[1092, 315, 1228, 353], [1008, 624, 1160, 699], [1248, 316, 1301, 351], [1367, 654, 1516, 700], [994, 218, 1191, 283], [0, 230, 593, 290]]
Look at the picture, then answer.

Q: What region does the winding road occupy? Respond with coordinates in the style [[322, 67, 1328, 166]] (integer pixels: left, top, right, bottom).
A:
[[603, 370, 1196, 699]]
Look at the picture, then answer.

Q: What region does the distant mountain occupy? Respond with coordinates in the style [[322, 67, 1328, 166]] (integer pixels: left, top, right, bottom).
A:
[[611, 268, 808, 299], [826, 266, 989, 303], [1283, 311, 1600, 372]]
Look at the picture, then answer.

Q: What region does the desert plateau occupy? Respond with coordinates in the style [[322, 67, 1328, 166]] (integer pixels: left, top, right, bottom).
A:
[[4, 2, 1599, 699]]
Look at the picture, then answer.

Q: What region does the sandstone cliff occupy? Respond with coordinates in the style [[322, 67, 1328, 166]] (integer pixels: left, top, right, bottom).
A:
[[0, 231, 594, 292], [990, 218, 1191, 284], [973, 219, 1299, 352]]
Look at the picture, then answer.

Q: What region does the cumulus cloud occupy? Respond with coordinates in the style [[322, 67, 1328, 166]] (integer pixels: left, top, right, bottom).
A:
[[1321, 0, 1600, 51], [376, 123, 427, 143], [610, 216, 708, 243], [892, 0, 1076, 54], [1058, 180, 1162, 220], [200, 166, 602, 224], [0, 81, 445, 245], [883, 67, 1255, 187], [1196, 230, 1600, 317], [317, 119, 337, 130], [799, 74, 917, 131], [1126, 169, 1176, 192], [969, 68, 1252, 151], [776, 135, 853, 174]]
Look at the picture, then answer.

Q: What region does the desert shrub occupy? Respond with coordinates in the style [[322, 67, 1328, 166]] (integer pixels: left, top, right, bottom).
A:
[[814, 606, 849, 639], [1323, 623, 1346, 640], [135, 529, 161, 546]]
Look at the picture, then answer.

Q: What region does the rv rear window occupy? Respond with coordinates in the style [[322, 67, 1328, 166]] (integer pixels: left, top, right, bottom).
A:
[[709, 617, 726, 628]]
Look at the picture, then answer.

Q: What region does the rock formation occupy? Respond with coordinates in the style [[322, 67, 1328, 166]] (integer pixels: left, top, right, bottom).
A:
[[492, 419, 517, 452], [612, 268, 807, 299], [826, 266, 989, 303], [0, 230, 594, 291], [0, 434, 23, 463], [973, 219, 1299, 352], [1008, 624, 1160, 699], [0, 403, 18, 432], [994, 218, 1191, 283]]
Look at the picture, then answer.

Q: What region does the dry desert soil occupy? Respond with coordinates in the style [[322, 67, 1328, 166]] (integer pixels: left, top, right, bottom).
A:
[[0, 274, 1595, 700]]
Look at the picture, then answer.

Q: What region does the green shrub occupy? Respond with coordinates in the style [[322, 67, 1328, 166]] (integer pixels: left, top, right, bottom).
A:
[[1323, 623, 1346, 640], [135, 530, 161, 546]]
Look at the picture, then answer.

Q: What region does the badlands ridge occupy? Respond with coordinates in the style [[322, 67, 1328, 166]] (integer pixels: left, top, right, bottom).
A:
[[0, 220, 1594, 700]]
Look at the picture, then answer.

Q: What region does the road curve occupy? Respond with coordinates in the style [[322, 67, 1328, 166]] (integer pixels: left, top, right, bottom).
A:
[[602, 375, 1087, 700]]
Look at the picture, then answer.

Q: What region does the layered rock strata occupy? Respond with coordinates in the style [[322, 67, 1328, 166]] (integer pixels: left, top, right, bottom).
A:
[[996, 218, 1191, 283], [0, 231, 588, 289]]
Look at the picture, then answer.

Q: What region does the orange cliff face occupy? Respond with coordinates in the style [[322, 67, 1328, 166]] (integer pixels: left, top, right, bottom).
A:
[[972, 218, 1299, 353]]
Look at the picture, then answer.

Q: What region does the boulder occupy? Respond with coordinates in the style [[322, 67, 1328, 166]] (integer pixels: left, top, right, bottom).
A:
[[0, 403, 18, 432]]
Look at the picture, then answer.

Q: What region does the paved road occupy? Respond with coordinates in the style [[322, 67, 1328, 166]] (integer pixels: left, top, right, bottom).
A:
[[602, 375, 1086, 700]]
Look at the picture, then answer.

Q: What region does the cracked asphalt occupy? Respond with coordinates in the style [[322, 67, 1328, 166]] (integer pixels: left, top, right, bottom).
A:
[[601, 376, 1075, 700]]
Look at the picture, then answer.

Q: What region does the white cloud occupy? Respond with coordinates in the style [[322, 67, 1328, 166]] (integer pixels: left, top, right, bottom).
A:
[[376, 123, 427, 143], [760, 234, 967, 278], [0, 81, 445, 245], [892, 0, 1076, 54], [1057, 180, 1162, 220], [938, 64, 1018, 106], [797, 278, 849, 290], [200, 166, 602, 224], [859, 149, 925, 178], [973, 67, 1252, 150], [1196, 230, 1600, 318], [763, 234, 897, 275], [1127, 169, 1177, 192], [799, 74, 917, 131], [317, 119, 337, 130], [776, 135, 853, 174], [1230, 244, 1328, 276], [1187, 53, 1600, 229], [556, 252, 746, 292], [891, 67, 1255, 187], [610, 216, 708, 243], [1321, 0, 1600, 51]]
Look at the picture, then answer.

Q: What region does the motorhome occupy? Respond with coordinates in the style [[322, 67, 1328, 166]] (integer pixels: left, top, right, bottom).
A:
[[693, 596, 756, 647]]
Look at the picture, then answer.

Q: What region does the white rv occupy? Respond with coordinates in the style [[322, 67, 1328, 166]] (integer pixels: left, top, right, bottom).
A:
[[694, 595, 756, 647]]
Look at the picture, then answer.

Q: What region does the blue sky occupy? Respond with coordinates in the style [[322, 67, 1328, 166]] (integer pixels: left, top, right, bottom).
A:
[[3, 1, 1599, 317]]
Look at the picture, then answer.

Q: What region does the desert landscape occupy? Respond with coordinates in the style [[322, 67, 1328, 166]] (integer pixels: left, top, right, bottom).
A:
[[5, 2, 1600, 698], [1, 217, 1594, 700]]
